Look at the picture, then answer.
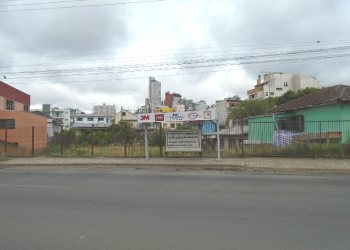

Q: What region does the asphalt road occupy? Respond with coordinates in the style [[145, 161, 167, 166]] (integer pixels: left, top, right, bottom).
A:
[[0, 167, 349, 250]]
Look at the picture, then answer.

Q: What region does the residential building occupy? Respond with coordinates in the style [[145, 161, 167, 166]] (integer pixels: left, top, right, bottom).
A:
[[216, 97, 241, 127], [49, 107, 81, 130], [248, 85, 350, 144], [72, 114, 113, 129], [114, 110, 138, 128], [0, 81, 30, 111], [51, 107, 71, 130], [93, 103, 116, 116], [0, 81, 47, 154], [149, 77, 161, 112], [247, 72, 319, 100]]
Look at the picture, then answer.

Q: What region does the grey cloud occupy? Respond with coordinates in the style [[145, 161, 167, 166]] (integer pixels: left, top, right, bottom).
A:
[[2, 7, 129, 55]]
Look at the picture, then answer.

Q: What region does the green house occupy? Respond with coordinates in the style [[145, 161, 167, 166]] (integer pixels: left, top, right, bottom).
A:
[[248, 85, 350, 144]]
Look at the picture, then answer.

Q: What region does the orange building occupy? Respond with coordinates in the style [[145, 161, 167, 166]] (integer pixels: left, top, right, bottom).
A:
[[0, 81, 47, 155]]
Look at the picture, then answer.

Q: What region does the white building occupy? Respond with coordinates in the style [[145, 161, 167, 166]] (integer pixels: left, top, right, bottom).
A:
[[149, 77, 161, 112], [93, 103, 116, 116], [72, 114, 113, 129], [247, 72, 319, 100], [51, 108, 71, 130], [173, 104, 185, 112]]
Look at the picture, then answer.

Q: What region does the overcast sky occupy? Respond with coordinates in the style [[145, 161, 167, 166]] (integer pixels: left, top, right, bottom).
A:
[[1, 0, 350, 112]]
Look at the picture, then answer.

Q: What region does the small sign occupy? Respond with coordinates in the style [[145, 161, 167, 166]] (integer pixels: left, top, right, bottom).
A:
[[166, 129, 201, 152], [137, 111, 215, 123]]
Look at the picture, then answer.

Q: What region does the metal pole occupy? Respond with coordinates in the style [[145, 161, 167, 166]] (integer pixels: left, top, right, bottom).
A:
[[144, 124, 149, 160], [216, 121, 221, 161]]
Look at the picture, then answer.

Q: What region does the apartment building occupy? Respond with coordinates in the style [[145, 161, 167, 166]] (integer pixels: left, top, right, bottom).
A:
[[247, 73, 319, 100], [149, 77, 161, 112]]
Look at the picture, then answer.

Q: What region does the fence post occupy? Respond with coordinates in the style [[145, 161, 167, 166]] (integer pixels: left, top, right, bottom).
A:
[[91, 125, 94, 156], [31, 126, 35, 157], [60, 125, 64, 157], [4, 123, 8, 155], [241, 122, 245, 157], [216, 121, 221, 161]]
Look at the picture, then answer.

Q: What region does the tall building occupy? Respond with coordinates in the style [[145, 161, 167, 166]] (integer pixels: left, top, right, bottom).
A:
[[149, 77, 161, 112], [93, 103, 116, 116], [247, 72, 319, 100]]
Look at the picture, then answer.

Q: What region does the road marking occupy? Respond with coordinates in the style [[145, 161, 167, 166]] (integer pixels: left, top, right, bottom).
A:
[[0, 184, 72, 189]]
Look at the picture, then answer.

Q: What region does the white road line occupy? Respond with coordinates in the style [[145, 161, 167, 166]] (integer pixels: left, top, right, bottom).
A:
[[0, 184, 72, 189]]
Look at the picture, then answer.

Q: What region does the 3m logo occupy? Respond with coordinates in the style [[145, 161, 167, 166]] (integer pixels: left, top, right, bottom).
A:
[[140, 115, 150, 121]]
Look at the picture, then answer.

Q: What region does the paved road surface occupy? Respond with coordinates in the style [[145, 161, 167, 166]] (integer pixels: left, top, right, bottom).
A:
[[0, 167, 349, 250]]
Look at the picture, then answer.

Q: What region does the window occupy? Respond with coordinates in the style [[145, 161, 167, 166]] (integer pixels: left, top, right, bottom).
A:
[[270, 92, 274, 96], [265, 92, 268, 96], [0, 119, 15, 129], [87, 117, 94, 121], [293, 115, 304, 132], [77, 118, 83, 121], [24, 105, 29, 112], [276, 88, 283, 91], [284, 82, 288, 87], [6, 99, 14, 110], [98, 118, 104, 121], [277, 115, 304, 132]]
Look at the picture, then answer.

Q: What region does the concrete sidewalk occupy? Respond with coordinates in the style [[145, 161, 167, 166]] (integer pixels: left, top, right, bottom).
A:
[[1, 156, 350, 173]]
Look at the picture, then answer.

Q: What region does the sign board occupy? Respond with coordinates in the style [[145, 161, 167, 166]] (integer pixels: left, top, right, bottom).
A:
[[166, 129, 201, 152], [137, 110, 215, 123]]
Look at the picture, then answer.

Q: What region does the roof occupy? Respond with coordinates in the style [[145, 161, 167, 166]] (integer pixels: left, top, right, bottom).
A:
[[0, 81, 30, 106], [270, 84, 350, 113]]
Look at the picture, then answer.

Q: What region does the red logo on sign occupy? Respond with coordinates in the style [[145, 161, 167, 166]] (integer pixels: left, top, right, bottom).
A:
[[140, 115, 150, 121], [155, 114, 164, 121]]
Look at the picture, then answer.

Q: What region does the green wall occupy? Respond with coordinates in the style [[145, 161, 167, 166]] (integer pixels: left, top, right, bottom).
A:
[[248, 103, 350, 144]]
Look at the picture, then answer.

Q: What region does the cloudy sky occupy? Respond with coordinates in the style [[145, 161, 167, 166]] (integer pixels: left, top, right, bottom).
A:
[[1, 0, 350, 112]]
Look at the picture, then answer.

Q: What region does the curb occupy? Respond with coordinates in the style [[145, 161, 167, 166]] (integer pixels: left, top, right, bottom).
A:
[[1, 162, 350, 174]]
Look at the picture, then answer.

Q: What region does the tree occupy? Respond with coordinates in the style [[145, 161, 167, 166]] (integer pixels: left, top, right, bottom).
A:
[[108, 121, 136, 145], [276, 87, 319, 106], [226, 98, 277, 123]]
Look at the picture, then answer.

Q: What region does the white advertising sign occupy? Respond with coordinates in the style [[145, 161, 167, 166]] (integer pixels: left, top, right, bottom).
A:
[[137, 110, 215, 123], [166, 129, 201, 152]]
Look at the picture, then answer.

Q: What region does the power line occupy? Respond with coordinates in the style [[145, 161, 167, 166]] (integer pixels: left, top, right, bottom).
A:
[[2, 41, 350, 72], [5, 45, 350, 77], [0, 0, 167, 12], [0, 0, 101, 8]]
